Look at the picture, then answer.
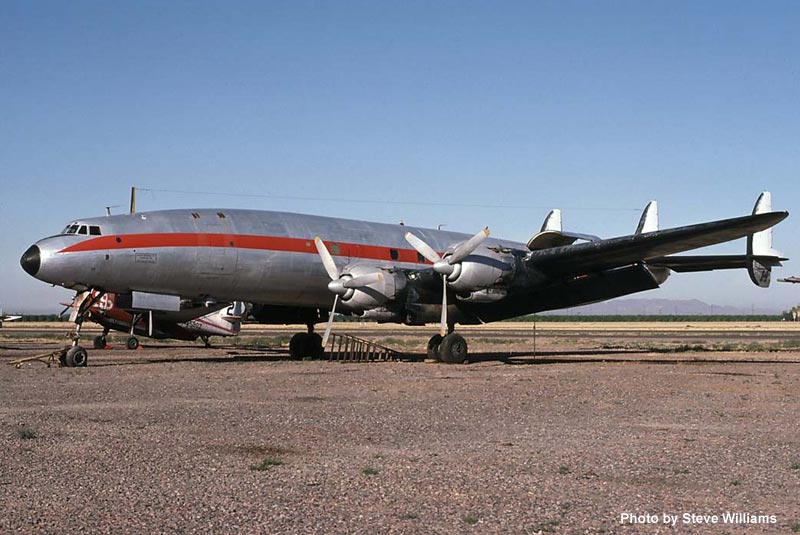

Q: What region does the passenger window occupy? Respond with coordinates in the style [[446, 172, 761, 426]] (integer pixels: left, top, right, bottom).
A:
[[417, 252, 426, 263], [78, 225, 88, 235], [329, 244, 341, 255], [390, 249, 399, 260], [90, 226, 102, 235]]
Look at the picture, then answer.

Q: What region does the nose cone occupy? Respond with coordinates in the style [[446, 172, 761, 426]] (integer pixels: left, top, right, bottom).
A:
[[20, 245, 41, 277]]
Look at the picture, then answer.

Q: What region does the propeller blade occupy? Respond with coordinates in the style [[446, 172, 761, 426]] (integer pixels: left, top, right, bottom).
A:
[[449, 227, 490, 264], [440, 275, 448, 337], [314, 237, 340, 280], [342, 271, 383, 288], [404, 232, 441, 264], [58, 305, 71, 317], [322, 294, 339, 348]]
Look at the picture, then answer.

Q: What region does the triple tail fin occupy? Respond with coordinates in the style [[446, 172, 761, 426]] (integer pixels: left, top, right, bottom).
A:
[[747, 191, 784, 287]]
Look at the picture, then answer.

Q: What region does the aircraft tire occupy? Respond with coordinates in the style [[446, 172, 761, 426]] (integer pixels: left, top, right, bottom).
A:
[[427, 334, 443, 361], [289, 333, 307, 359], [65, 345, 88, 367], [439, 333, 468, 364], [126, 336, 139, 350], [305, 333, 324, 359], [93, 335, 106, 349]]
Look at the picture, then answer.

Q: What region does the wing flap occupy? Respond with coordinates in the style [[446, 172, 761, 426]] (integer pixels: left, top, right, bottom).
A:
[[526, 211, 788, 275]]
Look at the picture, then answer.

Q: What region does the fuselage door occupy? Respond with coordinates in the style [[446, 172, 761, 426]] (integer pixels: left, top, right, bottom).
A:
[[193, 218, 237, 276]]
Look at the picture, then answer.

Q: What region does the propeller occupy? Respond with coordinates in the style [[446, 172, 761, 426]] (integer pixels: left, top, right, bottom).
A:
[[404, 227, 490, 336], [58, 303, 72, 318], [314, 237, 384, 347]]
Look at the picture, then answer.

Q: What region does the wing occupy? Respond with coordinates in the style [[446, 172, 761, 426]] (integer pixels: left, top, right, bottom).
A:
[[525, 211, 788, 276]]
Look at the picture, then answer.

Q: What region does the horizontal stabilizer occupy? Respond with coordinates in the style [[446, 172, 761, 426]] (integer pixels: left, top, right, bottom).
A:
[[648, 254, 786, 273], [527, 230, 600, 250]]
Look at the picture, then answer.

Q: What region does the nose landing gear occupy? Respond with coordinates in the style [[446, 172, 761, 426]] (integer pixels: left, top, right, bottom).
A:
[[59, 289, 106, 367]]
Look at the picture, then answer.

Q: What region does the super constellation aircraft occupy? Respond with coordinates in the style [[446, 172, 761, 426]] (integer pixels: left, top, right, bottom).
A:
[[20, 192, 787, 366]]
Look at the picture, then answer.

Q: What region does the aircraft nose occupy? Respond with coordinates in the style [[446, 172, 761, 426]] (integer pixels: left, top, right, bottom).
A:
[[20, 245, 41, 277]]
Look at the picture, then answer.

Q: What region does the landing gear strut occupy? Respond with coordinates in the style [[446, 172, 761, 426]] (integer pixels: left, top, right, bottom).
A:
[[61, 289, 106, 367], [126, 314, 141, 350], [289, 324, 324, 359]]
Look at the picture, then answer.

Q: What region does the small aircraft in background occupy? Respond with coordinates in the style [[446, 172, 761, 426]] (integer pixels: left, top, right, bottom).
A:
[[21, 190, 788, 366], [63, 291, 247, 354], [0, 309, 22, 328], [778, 276, 800, 283]]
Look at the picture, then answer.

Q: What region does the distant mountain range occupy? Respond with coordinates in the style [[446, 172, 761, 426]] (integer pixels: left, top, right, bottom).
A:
[[548, 298, 779, 316]]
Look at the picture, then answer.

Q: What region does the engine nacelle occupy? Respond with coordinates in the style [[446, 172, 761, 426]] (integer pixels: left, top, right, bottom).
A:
[[456, 287, 508, 303], [357, 307, 405, 323], [446, 251, 513, 292], [341, 265, 406, 311]]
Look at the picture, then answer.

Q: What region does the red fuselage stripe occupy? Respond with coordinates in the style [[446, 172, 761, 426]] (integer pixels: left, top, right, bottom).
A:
[[58, 233, 430, 264]]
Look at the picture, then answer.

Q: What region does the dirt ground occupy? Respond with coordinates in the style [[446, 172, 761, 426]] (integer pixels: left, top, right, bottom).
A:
[[1, 322, 799, 534]]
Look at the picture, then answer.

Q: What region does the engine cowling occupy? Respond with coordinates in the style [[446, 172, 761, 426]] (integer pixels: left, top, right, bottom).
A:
[[446, 251, 513, 292], [340, 265, 406, 311], [357, 307, 405, 323]]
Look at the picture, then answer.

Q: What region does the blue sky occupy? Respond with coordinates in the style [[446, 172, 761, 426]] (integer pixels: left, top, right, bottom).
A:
[[1, 1, 798, 313]]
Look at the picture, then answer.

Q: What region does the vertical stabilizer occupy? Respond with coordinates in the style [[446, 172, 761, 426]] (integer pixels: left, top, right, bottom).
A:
[[635, 201, 658, 234], [747, 191, 782, 287], [540, 209, 562, 232]]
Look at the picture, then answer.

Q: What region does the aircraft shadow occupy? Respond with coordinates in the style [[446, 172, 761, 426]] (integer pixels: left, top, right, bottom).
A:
[[85, 346, 800, 368]]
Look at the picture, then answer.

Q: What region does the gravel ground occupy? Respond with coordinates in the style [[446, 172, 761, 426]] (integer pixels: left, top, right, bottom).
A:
[[1, 324, 799, 534]]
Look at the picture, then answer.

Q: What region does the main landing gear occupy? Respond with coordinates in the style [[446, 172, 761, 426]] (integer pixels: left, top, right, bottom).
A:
[[427, 328, 469, 364], [289, 324, 324, 359]]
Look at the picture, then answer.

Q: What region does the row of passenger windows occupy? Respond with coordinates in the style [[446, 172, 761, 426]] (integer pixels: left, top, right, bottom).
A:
[[58, 223, 425, 261], [63, 224, 102, 236]]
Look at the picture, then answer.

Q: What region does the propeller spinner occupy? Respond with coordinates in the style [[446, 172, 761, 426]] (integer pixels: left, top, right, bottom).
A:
[[314, 237, 384, 347]]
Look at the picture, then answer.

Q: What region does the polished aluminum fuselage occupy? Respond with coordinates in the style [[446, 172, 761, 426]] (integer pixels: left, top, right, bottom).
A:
[[31, 209, 528, 310]]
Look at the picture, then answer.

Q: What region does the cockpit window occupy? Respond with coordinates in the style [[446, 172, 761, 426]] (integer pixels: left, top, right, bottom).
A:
[[63, 224, 80, 234], [78, 225, 88, 235], [89, 226, 102, 235]]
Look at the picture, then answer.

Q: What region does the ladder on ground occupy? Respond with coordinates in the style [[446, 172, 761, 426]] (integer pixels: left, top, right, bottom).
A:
[[326, 332, 400, 362]]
